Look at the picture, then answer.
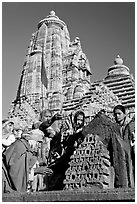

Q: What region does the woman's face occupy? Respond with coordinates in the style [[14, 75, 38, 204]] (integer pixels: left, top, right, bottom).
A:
[[114, 109, 125, 124], [76, 114, 84, 128]]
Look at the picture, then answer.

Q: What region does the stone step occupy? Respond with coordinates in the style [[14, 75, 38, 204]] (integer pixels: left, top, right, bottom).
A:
[[2, 188, 135, 202]]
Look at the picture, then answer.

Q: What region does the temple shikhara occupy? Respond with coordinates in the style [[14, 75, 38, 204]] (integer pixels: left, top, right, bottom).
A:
[[7, 11, 135, 127], [3, 11, 135, 201]]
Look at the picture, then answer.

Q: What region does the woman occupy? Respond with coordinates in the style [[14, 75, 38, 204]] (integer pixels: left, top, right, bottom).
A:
[[2, 119, 15, 152]]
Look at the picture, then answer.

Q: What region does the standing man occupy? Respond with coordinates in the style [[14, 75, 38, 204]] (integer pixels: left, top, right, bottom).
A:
[[113, 105, 134, 187], [113, 105, 131, 138], [39, 109, 62, 165]]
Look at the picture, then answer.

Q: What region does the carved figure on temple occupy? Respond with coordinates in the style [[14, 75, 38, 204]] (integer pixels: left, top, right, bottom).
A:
[[73, 85, 85, 99], [66, 87, 74, 100], [72, 67, 79, 80]]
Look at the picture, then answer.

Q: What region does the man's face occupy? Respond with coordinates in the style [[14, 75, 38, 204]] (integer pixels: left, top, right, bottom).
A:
[[14, 129, 22, 138], [76, 114, 84, 128], [114, 109, 125, 124], [43, 112, 52, 121]]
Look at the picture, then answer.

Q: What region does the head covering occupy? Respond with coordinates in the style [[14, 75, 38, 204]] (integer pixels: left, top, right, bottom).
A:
[[74, 111, 85, 126], [32, 121, 41, 129], [113, 105, 126, 114], [22, 129, 44, 142], [2, 119, 14, 128]]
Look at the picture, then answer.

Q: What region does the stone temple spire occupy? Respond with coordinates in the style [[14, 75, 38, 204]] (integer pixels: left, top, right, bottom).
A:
[[15, 11, 71, 111], [8, 10, 92, 127]]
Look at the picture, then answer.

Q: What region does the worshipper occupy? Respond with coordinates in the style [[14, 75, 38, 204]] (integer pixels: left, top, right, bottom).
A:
[[31, 110, 62, 191], [13, 124, 23, 139], [2, 128, 52, 193], [48, 110, 85, 190], [113, 105, 134, 187], [63, 110, 85, 150], [39, 110, 62, 165], [124, 115, 135, 184], [113, 105, 131, 138], [81, 110, 133, 188], [2, 119, 15, 152]]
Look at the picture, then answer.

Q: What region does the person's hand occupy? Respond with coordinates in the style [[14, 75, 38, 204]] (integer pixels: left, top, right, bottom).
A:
[[66, 129, 73, 135], [34, 166, 53, 175]]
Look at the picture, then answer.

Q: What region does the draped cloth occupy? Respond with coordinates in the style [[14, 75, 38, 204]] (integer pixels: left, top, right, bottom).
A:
[[82, 112, 134, 188], [2, 138, 37, 193]]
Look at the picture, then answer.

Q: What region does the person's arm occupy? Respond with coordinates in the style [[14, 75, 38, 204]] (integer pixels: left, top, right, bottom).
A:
[[39, 113, 62, 134], [39, 120, 52, 134]]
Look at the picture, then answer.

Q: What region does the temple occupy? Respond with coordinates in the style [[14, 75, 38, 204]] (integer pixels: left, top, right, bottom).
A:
[[3, 10, 135, 201], [7, 11, 135, 128]]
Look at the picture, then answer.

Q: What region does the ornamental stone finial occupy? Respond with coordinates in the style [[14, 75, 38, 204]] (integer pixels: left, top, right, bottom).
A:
[[114, 55, 123, 65], [50, 10, 56, 16]]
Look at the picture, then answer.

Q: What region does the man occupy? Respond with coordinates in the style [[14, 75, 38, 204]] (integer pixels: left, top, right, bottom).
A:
[[13, 124, 23, 139], [39, 110, 62, 165], [113, 105, 134, 187], [124, 116, 135, 185], [113, 105, 131, 138]]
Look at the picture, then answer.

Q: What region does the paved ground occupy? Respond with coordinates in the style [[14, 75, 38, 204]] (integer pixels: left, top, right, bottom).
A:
[[2, 188, 135, 202]]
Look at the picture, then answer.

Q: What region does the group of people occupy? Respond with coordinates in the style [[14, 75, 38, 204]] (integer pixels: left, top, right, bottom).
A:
[[2, 104, 135, 193]]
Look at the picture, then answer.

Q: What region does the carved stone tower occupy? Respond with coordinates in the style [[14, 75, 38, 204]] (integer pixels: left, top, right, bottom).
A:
[[7, 12, 134, 128], [7, 11, 92, 127]]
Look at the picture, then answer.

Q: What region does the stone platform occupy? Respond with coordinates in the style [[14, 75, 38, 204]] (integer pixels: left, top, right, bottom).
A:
[[2, 188, 135, 202]]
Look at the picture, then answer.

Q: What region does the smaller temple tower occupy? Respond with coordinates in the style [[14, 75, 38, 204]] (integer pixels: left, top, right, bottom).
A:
[[93, 55, 135, 118]]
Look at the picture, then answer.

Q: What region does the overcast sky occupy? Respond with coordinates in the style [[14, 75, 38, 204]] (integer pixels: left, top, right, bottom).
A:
[[2, 2, 135, 119]]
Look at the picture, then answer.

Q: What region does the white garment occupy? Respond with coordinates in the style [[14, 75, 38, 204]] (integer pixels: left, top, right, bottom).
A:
[[2, 134, 15, 152], [2, 134, 15, 146]]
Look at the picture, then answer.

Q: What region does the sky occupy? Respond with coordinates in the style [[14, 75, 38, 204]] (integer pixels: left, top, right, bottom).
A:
[[2, 2, 135, 119]]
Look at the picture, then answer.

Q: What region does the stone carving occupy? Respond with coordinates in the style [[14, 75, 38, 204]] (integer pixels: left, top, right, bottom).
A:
[[64, 133, 114, 190], [73, 85, 85, 99], [7, 97, 37, 129]]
